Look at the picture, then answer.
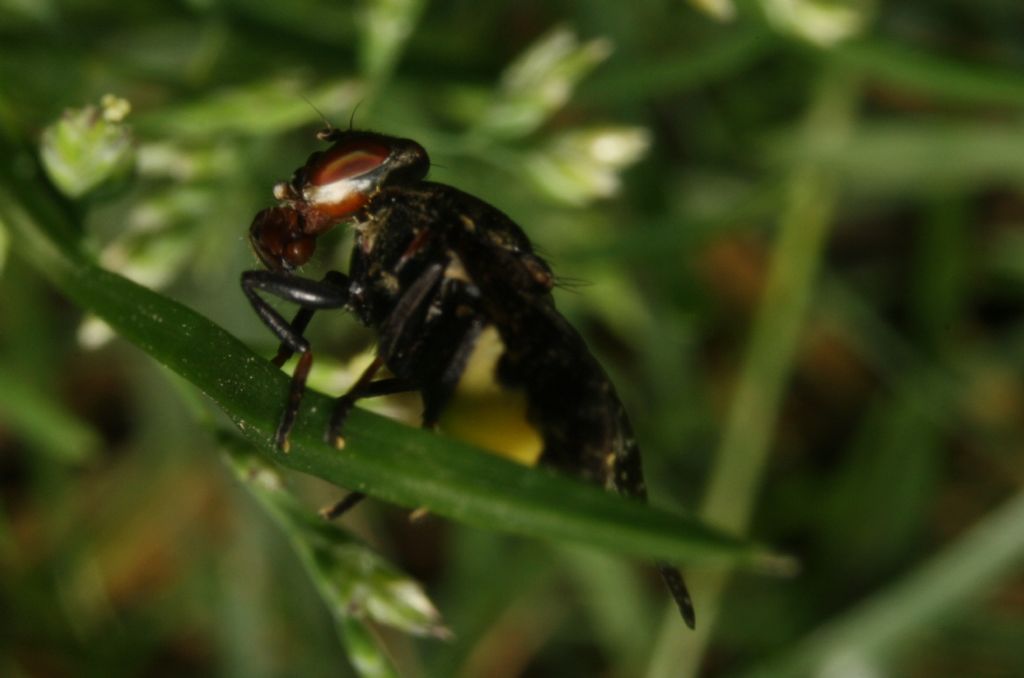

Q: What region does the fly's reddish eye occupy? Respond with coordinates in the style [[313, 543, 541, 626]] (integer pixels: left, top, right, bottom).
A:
[[311, 141, 390, 186], [283, 237, 316, 267], [249, 206, 306, 270]]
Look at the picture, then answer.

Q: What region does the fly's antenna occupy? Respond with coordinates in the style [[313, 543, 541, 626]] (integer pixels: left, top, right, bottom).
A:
[[300, 95, 337, 140], [347, 100, 364, 131]]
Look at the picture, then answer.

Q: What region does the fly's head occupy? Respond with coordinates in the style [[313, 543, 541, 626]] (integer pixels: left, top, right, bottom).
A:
[[249, 128, 430, 271], [248, 205, 311, 271]]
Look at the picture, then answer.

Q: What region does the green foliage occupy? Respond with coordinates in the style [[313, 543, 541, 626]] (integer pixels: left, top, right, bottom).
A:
[[2, 1, 1024, 677], [39, 95, 135, 199], [224, 435, 444, 678], [0, 170, 766, 569]]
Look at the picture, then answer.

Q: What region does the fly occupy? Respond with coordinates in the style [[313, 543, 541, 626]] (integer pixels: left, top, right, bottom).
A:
[[240, 127, 696, 629]]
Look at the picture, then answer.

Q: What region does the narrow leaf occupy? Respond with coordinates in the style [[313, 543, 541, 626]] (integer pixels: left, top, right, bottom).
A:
[[1, 162, 785, 571]]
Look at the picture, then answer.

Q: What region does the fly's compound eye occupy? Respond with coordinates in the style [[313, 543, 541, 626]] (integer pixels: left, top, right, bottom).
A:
[[310, 140, 391, 187], [283, 237, 316, 267], [299, 140, 396, 222], [249, 206, 315, 270]]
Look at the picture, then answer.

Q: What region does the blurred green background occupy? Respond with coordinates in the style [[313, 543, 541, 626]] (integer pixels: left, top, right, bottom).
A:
[[3, 0, 1024, 676]]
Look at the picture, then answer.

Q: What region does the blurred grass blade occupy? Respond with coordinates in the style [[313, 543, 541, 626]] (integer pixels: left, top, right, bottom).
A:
[[760, 0, 872, 46], [521, 126, 650, 206], [134, 78, 363, 138], [358, 0, 425, 85], [688, 0, 736, 21], [39, 96, 134, 199], [557, 543, 653, 666], [746, 490, 1024, 677], [475, 27, 612, 139], [648, 69, 859, 677], [219, 0, 356, 45], [0, 366, 100, 463], [987, 228, 1024, 287], [0, 160, 783, 571], [338, 616, 400, 678], [0, 501, 14, 565], [225, 435, 448, 640], [581, 28, 772, 105], [0, 216, 7, 273], [837, 38, 1024, 109], [780, 119, 1024, 195]]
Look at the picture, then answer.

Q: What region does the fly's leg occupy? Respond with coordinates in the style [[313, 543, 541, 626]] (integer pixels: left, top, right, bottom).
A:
[[420, 318, 484, 429], [319, 368, 418, 520], [271, 306, 314, 368], [321, 264, 482, 521], [259, 270, 349, 367], [657, 563, 696, 629], [241, 269, 350, 451], [242, 270, 350, 354], [319, 370, 443, 521], [320, 361, 417, 520], [326, 357, 417, 448], [323, 319, 484, 522], [320, 491, 368, 520], [321, 375, 433, 521], [335, 262, 445, 437], [376, 262, 444, 359], [323, 333, 487, 520], [325, 263, 449, 446]]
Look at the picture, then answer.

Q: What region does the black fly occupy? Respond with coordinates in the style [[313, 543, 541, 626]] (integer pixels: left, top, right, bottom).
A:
[[240, 128, 696, 629]]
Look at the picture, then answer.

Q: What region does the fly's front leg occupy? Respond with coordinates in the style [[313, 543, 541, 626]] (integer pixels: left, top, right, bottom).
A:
[[241, 269, 350, 451], [271, 306, 314, 367], [258, 270, 350, 367]]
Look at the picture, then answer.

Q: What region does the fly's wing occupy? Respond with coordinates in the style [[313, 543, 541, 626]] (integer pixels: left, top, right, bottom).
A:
[[431, 193, 647, 498], [372, 180, 645, 496], [426, 183, 697, 630]]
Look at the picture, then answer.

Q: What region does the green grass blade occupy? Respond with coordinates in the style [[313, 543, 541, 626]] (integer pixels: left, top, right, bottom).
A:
[[581, 28, 773, 105], [133, 79, 363, 138], [0, 366, 100, 463], [647, 69, 859, 677], [0, 163, 785, 571], [779, 119, 1024, 196], [224, 434, 441, 676], [838, 38, 1024, 109], [745, 490, 1024, 677], [336, 617, 401, 678]]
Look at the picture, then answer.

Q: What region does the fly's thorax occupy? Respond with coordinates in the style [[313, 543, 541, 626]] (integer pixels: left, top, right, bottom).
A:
[[346, 219, 439, 328], [352, 206, 387, 256]]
